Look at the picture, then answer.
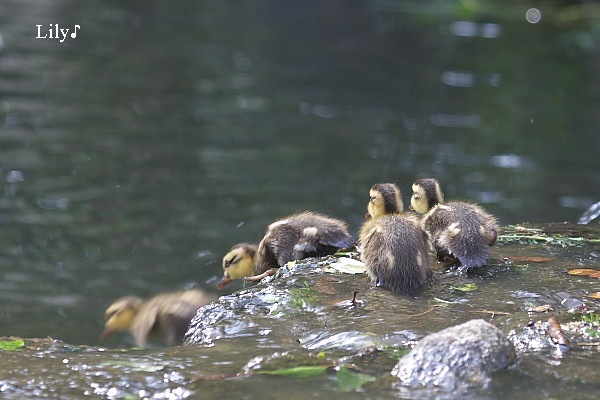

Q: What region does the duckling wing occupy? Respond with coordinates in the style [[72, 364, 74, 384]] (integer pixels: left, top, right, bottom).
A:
[[131, 292, 207, 347], [291, 227, 353, 261], [155, 300, 203, 346], [260, 213, 354, 267], [315, 224, 354, 249], [291, 214, 354, 256], [130, 301, 160, 348], [155, 291, 212, 346], [428, 203, 498, 268]]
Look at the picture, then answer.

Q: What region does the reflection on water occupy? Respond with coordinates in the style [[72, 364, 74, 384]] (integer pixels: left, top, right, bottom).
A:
[[578, 201, 600, 224], [0, 0, 599, 397]]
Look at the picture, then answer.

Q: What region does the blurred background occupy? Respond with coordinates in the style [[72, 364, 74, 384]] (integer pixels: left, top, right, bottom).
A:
[[0, 0, 599, 346]]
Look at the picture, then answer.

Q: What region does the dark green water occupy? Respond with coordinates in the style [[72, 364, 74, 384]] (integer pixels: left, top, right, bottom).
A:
[[0, 1, 600, 398]]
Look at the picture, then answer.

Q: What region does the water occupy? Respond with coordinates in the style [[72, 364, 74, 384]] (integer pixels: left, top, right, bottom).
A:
[[578, 201, 600, 224], [2, 225, 600, 399], [0, 0, 599, 398]]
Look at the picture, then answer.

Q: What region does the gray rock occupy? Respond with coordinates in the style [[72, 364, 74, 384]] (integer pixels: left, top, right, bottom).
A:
[[392, 319, 516, 389]]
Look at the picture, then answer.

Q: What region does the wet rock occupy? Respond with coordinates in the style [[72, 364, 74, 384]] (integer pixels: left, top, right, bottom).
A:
[[392, 319, 516, 389], [508, 316, 600, 352]]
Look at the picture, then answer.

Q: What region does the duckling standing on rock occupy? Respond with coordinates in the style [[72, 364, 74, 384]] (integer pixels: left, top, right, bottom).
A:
[[410, 178, 499, 271], [217, 211, 354, 289], [100, 289, 213, 347], [360, 183, 429, 295]]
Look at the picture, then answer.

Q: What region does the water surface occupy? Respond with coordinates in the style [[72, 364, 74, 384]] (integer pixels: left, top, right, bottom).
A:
[[0, 1, 599, 398]]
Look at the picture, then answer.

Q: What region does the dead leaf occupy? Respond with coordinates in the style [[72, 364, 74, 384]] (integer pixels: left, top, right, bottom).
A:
[[527, 305, 553, 313], [328, 257, 366, 274], [587, 292, 600, 299], [567, 269, 600, 279], [547, 316, 570, 348], [505, 256, 552, 262], [313, 276, 341, 295]]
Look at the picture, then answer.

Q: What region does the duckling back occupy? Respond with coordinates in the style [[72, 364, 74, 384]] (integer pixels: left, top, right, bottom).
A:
[[130, 289, 213, 347], [423, 202, 498, 269], [256, 212, 354, 273], [359, 215, 429, 295]]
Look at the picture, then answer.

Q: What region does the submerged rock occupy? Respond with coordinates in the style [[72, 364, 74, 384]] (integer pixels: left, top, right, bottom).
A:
[[508, 315, 600, 352], [392, 319, 516, 389]]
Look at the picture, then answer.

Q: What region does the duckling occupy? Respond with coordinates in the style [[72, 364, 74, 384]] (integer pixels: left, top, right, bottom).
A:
[[410, 178, 499, 271], [366, 182, 404, 219], [359, 183, 429, 295], [217, 211, 354, 289], [100, 289, 213, 347]]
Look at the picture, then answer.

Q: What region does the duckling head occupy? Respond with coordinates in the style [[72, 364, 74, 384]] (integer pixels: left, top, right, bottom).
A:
[[366, 183, 403, 219], [410, 178, 444, 214], [100, 296, 143, 340], [216, 243, 257, 289]]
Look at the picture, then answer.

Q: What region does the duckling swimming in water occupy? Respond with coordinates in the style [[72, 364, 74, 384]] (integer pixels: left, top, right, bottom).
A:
[[360, 183, 429, 295], [217, 211, 354, 289], [410, 178, 499, 271], [100, 289, 213, 347]]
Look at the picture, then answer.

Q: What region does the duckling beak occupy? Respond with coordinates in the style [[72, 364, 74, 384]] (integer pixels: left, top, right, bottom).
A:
[[216, 276, 233, 290], [364, 213, 372, 220], [408, 204, 414, 211], [99, 327, 114, 340]]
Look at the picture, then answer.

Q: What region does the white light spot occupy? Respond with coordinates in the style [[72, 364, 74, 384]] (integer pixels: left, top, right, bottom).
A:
[[441, 71, 475, 87], [526, 8, 542, 24], [430, 113, 481, 128], [6, 170, 24, 183], [480, 23, 501, 38], [312, 104, 335, 118], [490, 154, 523, 168]]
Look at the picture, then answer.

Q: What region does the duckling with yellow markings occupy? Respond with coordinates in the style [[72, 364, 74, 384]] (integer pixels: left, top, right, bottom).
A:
[[410, 178, 499, 271], [100, 289, 213, 347], [360, 183, 429, 295], [365, 182, 404, 220], [217, 211, 354, 289]]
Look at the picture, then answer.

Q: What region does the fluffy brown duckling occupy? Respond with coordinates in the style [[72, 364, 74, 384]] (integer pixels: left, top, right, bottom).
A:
[[360, 183, 429, 295], [100, 289, 213, 347], [410, 178, 499, 271], [217, 211, 354, 289]]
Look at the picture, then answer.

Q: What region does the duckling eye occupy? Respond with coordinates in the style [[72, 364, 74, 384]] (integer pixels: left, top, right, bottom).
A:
[[225, 256, 238, 268]]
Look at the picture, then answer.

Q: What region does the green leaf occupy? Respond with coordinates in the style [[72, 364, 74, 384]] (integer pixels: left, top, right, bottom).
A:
[[329, 258, 366, 274], [585, 328, 600, 338], [258, 365, 328, 378], [336, 366, 376, 391], [384, 346, 412, 360], [0, 339, 25, 351], [450, 283, 478, 292]]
